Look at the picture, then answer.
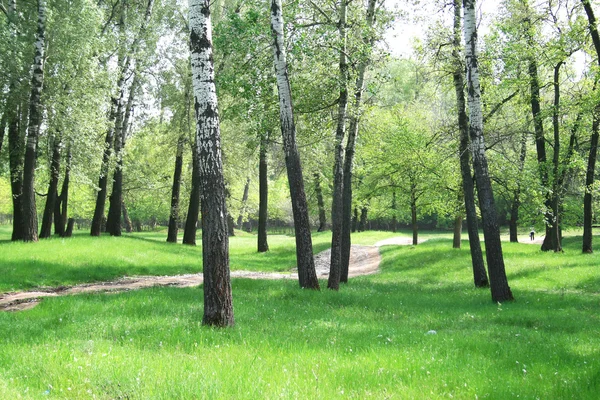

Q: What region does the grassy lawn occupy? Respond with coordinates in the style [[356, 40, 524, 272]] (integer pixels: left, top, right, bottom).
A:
[[0, 226, 598, 398]]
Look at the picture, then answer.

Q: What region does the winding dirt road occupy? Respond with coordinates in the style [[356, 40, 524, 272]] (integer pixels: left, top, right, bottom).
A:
[[0, 244, 384, 312]]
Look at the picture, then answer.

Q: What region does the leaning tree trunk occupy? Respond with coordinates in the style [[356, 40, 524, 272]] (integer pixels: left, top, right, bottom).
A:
[[328, 0, 349, 290], [190, 0, 234, 326], [314, 172, 327, 233], [40, 132, 61, 238], [341, 0, 377, 283], [237, 177, 251, 229], [257, 132, 269, 252], [21, 0, 47, 242], [453, 0, 488, 287], [8, 106, 24, 241], [581, 0, 600, 253], [167, 134, 185, 243], [183, 141, 201, 245], [270, 0, 319, 290], [464, 0, 512, 302]]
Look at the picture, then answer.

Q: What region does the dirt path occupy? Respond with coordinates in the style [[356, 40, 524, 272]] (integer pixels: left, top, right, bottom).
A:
[[0, 245, 382, 312]]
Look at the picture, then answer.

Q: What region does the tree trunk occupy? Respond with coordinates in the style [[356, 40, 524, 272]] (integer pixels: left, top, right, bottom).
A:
[[0, 112, 6, 154], [328, 0, 349, 290], [453, 0, 488, 287], [464, 0, 512, 301], [190, 0, 234, 326], [55, 144, 71, 237], [237, 177, 251, 229], [167, 134, 185, 243], [21, 0, 47, 242], [183, 140, 201, 245], [358, 207, 367, 232], [40, 132, 61, 239], [509, 130, 528, 243], [65, 218, 74, 237], [351, 207, 358, 233], [411, 193, 418, 245], [313, 172, 327, 233], [107, 73, 137, 237], [581, 0, 600, 253], [341, 0, 377, 283], [122, 200, 133, 233], [391, 191, 397, 233], [258, 132, 269, 252], [270, 0, 319, 290], [8, 106, 24, 241], [453, 213, 462, 249]]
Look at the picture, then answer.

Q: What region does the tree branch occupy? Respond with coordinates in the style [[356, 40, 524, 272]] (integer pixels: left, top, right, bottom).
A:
[[483, 90, 518, 123]]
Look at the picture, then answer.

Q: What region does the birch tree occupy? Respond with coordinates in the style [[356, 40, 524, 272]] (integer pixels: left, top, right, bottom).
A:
[[270, 0, 320, 290], [21, 0, 47, 242], [464, 0, 513, 302], [452, 0, 488, 287], [328, 0, 349, 290], [189, 0, 234, 326]]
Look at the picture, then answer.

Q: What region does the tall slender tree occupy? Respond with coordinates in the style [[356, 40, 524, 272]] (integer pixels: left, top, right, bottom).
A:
[[329, 0, 349, 290], [270, 0, 319, 290], [453, 0, 488, 287], [167, 134, 185, 243], [257, 131, 269, 252], [340, 0, 378, 282], [581, 0, 600, 253], [464, 0, 512, 302], [190, 0, 234, 326], [21, 0, 47, 242]]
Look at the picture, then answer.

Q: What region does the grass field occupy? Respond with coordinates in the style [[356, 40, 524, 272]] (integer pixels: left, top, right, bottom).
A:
[[0, 226, 598, 398]]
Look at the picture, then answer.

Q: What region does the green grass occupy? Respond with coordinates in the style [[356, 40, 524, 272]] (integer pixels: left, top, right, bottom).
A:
[[0, 226, 599, 398]]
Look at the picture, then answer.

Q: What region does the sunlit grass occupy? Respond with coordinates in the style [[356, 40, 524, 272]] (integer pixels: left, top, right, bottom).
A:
[[0, 225, 598, 398]]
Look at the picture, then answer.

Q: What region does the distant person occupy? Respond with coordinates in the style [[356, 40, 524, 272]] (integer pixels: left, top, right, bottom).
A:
[[529, 228, 535, 241]]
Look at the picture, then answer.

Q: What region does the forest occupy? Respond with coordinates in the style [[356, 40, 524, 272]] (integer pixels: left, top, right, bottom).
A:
[[1, 0, 600, 397]]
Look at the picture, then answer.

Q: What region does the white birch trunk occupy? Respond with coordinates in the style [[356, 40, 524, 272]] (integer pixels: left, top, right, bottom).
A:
[[270, 0, 320, 289], [464, 0, 513, 302], [21, 0, 47, 242], [189, 0, 234, 326]]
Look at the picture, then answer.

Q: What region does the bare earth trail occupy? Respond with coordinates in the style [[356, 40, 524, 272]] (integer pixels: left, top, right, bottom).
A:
[[0, 235, 544, 312], [1, 241, 396, 312]]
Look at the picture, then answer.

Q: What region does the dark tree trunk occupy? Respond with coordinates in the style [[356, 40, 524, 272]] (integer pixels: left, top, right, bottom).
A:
[[509, 130, 528, 243], [314, 172, 327, 233], [40, 133, 61, 239], [453, 213, 462, 249], [340, 0, 377, 283], [453, 0, 488, 287], [358, 207, 367, 232], [21, 0, 47, 242], [55, 144, 71, 237], [582, 0, 600, 253], [65, 218, 74, 237], [167, 135, 185, 243], [271, 0, 319, 290], [190, 0, 234, 326], [183, 141, 201, 245], [91, 106, 117, 236], [411, 196, 418, 245], [8, 107, 24, 241], [237, 177, 251, 230], [258, 132, 269, 252], [122, 200, 133, 233], [465, 0, 511, 301], [328, 0, 349, 290], [351, 207, 358, 233]]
